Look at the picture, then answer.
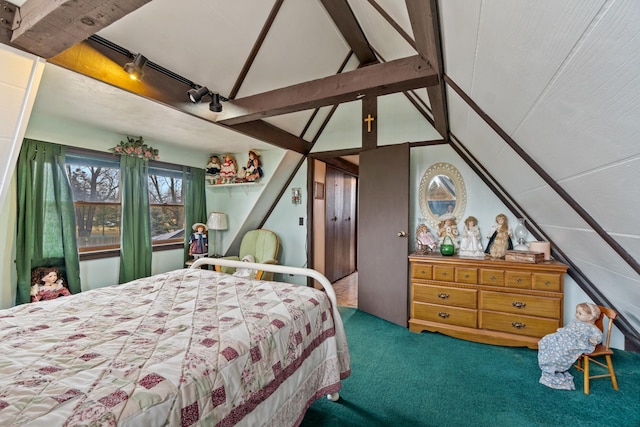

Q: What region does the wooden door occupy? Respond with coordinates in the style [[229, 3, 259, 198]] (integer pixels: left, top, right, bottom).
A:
[[325, 166, 356, 282], [358, 143, 410, 326]]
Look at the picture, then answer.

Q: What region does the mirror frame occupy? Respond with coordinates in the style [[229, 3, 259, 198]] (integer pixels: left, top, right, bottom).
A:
[[418, 162, 467, 228]]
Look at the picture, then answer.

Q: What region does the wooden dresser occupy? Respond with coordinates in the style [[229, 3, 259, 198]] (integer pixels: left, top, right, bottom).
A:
[[409, 253, 568, 349]]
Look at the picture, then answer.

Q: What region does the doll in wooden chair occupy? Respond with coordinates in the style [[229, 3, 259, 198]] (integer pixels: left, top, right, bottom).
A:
[[538, 302, 602, 390]]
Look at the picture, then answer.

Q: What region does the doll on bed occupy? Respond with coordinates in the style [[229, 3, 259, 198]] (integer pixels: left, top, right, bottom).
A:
[[30, 266, 71, 302], [538, 302, 603, 390]]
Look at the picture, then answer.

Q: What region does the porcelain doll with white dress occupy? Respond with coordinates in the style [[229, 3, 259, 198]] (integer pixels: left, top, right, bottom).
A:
[[459, 216, 484, 257]]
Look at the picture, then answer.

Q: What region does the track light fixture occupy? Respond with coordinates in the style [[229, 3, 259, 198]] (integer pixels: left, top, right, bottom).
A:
[[187, 86, 210, 103], [123, 53, 148, 81], [188, 86, 223, 112], [209, 93, 222, 112]]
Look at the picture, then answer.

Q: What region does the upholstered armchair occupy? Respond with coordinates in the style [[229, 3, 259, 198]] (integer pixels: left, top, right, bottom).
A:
[[216, 229, 280, 280]]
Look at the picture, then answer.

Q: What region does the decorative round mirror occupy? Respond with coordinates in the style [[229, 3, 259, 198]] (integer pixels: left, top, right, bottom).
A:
[[419, 162, 467, 228]]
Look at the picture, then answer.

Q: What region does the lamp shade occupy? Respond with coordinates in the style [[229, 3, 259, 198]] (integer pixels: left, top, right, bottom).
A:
[[207, 212, 227, 230]]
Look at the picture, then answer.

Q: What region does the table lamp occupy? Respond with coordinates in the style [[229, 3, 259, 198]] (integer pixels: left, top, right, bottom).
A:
[[206, 212, 228, 257]]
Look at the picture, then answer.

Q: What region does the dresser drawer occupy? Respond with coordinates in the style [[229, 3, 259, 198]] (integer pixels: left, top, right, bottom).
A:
[[532, 273, 561, 292], [413, 302, 477, 328], [433, 266, 455, 282], [505, 271, 531, 290], [455, 268, 477, 284], [413, 284, 477, 309], [479, 311, 559, 338], [411, 263, 432, 280], [479, 291, 561, 318], [479, 269, 504, 287]]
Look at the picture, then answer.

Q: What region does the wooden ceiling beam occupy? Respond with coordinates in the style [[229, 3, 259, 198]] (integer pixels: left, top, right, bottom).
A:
[[9, 0, 152, 58], [219, 55, 438, 126], [406, 0, 449, 139], [320, 0, 378, 66]]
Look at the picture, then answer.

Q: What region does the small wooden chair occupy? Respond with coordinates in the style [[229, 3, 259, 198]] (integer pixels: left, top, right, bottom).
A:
[[573, 305, 619, 394]]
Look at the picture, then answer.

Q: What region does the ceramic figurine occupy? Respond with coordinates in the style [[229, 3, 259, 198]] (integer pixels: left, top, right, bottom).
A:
[[438, 214, 459, 249], [219, 154, 237, 184], [485, 213, 513, 258], [459, 216, 484, 257], [416, 223, 437, 252]]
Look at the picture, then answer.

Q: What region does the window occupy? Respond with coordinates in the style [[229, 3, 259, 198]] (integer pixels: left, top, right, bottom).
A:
[[148, 165, 184, 244], [66, 149, 184, 254]]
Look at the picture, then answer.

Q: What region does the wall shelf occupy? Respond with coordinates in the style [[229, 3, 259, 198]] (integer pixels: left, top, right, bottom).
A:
[[206, 181, 263, 195]]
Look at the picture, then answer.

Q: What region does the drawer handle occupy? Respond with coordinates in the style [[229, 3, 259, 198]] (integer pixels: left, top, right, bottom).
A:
[[421, 270, 426, 275], [490, 276, 496, 281], [512, 302, 527, 309], [544, 280, 551, 286], [438, 312, 450, 319], [437, 293, 450, 299], [441, 272, 447, 277], [511, 322, 526, 329], [516, 278, 522, 283], [464, 274, 470, 279]]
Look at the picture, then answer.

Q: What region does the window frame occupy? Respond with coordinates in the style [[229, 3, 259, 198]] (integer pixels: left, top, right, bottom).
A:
[[66, 147, 186, 261]]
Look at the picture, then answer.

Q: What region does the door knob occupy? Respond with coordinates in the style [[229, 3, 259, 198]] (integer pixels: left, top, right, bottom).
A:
[[397, 231, 406, 237], [331, 216, 337, 221]]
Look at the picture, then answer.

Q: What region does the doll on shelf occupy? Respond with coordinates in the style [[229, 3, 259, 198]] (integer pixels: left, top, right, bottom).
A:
[[437, 214, 459, 249], [538, 302, 603, 390], [30, 266, 71, 302], [219, 154, 237, 184], [459, 216, 484, 257], [188, 223, 208, 259], [485, 213, 513, 258], [206, 155, 221, 176], [243, 149, 264, 182]]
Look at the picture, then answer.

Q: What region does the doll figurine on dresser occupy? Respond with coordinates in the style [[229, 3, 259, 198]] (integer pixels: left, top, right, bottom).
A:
[[485, 213, 513, 258], [459, 216, 484, 257], [416, 223, 437, 252], [538, 302, 603, 390], [437, 214, 459, 249]]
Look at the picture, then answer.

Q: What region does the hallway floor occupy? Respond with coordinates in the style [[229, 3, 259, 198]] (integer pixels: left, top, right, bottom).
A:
[[332, 271, 357, 308]]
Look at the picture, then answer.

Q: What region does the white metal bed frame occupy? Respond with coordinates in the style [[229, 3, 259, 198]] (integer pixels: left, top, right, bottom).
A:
[[190, 257, 344, 401]]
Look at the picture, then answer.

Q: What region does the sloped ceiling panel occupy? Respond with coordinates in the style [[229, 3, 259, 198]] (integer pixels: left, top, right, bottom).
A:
[[441, 0, 640, 334], [348, 0, 416, 61], [98, 0, 275, 96], [240, 0, 350, 97], [377, 93, 440, 144]]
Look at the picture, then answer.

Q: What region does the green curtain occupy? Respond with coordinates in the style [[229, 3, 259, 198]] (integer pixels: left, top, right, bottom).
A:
[[119, 155, 152, 283], [16, 139, 81, 304], [183, 167, 207, 263]]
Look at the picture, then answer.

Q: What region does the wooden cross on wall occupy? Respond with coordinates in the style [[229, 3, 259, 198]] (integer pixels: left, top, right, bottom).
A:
[[364, 114, 375, 133], [362, 96, 377, 150]]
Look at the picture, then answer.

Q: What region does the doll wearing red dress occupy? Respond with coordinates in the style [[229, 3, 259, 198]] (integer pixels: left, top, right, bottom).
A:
[[30, 266, 71, 302]]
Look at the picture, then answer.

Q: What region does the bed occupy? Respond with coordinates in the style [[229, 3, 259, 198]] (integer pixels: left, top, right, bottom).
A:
[[0, 258, 350, 426]]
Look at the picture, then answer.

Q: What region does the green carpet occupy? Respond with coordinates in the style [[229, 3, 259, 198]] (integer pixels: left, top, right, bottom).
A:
[[301, 308, 640, 427]]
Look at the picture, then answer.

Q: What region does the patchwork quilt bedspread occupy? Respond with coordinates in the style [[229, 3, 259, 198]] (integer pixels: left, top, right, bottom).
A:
[[0, 269, 350, 426]]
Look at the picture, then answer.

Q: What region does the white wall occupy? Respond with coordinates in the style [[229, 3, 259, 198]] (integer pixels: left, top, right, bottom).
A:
[[264, 160, 309, 285], [0, 44, 43, 308]]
